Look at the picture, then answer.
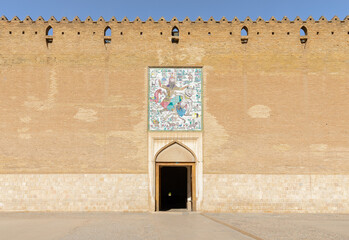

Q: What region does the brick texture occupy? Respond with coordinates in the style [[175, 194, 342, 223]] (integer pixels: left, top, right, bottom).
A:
[[203, 174, 349, 213], [0, 174, 148, 211], [0, 16, 348, 212]]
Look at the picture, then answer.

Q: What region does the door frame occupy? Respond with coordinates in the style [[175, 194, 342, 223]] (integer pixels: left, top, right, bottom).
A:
[[155, 162, 196, 211]]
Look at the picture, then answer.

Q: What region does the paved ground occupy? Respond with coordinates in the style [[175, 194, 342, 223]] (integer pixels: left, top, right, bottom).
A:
[[0, 212, 348, 240]]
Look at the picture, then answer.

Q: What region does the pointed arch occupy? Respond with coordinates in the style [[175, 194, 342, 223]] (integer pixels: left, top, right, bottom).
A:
[[171, 26, 179, 36], [300, 26, 307, 36], [241, 26, 248, 36], [46, 26, 53, 36], [155, 141, 197, 163], [104, 26, 111, 37]]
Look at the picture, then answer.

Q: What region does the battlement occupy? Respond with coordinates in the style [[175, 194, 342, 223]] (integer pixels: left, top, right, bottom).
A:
[[1, 15, 349, 23], [0, 15, 348, 54]]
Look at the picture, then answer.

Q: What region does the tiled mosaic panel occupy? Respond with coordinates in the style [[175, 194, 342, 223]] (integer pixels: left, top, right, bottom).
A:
[[149, 68, 202, 131]]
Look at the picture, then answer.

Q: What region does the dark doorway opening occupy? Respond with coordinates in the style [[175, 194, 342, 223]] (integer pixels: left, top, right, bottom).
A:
[[160, 166, 187, 211]]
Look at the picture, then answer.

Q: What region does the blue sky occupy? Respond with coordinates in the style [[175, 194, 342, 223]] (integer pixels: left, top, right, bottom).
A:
[[1, 0, 348, 21]]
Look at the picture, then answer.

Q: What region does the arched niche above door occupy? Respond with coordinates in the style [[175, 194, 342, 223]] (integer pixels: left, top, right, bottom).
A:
[[156, 141, 196, 162]]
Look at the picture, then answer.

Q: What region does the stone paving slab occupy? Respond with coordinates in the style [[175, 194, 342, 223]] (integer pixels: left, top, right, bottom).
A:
[[0, 212, 348, 240], [206, 213, 349, 240]]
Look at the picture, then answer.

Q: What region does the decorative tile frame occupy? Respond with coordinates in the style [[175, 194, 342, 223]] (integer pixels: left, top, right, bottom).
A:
[[148, 67, 203, 131]]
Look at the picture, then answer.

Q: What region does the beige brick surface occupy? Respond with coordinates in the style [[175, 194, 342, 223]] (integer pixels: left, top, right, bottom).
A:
[[203, 174, 349, 213], [0, 17, 348, 174], [0, 16, 348, 212], [0, 174, 148, 211]]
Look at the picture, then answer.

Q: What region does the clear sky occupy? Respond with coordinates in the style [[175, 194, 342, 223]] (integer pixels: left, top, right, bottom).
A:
[[1, 0, 348, 21]]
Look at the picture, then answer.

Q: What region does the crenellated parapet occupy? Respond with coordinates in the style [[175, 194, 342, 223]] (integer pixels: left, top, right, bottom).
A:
[[0, 15, 348, 53], [1, 15, 349, 23]]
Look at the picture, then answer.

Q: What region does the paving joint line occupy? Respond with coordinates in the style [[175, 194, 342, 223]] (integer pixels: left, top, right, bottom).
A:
[[200, 213, 265, 240]]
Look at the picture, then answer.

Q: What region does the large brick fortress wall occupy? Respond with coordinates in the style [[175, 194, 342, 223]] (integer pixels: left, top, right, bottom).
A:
[[0, 15, 348, 212]]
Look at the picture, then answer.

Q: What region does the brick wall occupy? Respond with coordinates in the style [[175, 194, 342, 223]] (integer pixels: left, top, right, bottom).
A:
[[0, 16, 348, 212], [203, 174, 349, 213], [0, 174, 148, 211]]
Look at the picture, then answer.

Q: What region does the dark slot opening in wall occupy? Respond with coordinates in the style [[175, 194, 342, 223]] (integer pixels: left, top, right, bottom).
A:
[[104, 27, 111, 37], [46, 26, 53, 36], [300, 27, 308, 44], [300, 38, 307, 44], [172, 27, 179, 36], [104, 27, 111, 44], [171, 27, 179, 44], [46, 38, 53, 48], [241, 26, 248, 44], [300, 26, 307, 36], [241, 26, 248, 36]]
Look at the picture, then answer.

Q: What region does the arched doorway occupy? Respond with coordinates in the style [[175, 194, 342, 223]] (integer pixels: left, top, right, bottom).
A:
[[155, 141, 196, 211]]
